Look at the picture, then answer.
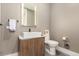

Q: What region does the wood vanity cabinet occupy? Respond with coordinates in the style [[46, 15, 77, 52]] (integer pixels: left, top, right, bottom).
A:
[[18, 37, 45, 56]]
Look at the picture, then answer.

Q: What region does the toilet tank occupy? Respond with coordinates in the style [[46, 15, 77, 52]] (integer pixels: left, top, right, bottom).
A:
[[43, 30, 50, 41]]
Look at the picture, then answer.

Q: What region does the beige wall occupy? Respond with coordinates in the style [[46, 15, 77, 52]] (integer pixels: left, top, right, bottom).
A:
[[50, 4, 79, 53], [0, 3, 50, 55], [0, 4, 1, 22], [0, 3, 21, 55], [0, 4, 1, 43]]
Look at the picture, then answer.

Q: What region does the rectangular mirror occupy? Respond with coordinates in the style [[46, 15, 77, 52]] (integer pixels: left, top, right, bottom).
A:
[[21, 3, 37, 26]]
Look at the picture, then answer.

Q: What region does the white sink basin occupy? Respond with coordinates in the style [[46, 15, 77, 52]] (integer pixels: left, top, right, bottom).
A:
[[19, 32, 42, 39]]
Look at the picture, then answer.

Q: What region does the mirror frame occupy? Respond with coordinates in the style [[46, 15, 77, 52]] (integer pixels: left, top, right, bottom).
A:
[[21, 3, 37, 27]]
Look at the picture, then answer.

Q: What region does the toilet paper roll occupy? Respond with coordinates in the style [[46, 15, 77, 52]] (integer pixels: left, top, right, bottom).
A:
[[62, 37, 67, 40]]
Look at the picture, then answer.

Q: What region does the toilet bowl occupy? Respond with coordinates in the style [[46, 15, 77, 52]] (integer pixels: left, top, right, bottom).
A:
[[45, 40, 59, 48], [44, 30, 59, 56]]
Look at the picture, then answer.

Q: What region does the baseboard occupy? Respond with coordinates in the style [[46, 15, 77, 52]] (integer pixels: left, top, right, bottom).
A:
[[5, 52, 18, 56]]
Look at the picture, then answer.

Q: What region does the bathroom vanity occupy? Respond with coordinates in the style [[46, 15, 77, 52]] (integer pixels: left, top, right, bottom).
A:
[[18, 32, 45, 56]]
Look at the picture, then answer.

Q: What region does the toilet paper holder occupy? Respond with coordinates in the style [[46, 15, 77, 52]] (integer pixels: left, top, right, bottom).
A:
[[62, 36, 70, 49], [62, 37, 69, 42]]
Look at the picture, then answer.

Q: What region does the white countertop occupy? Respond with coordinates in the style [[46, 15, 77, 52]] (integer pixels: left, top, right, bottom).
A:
[[19, 35, 45, 40]]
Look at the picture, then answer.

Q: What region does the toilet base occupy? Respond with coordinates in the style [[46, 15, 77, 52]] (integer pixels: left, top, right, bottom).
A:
[[45, 48, 56, 56]]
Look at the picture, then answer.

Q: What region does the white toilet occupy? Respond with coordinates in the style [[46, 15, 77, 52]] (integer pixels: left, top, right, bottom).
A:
[[43, 30, 59, 56]]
